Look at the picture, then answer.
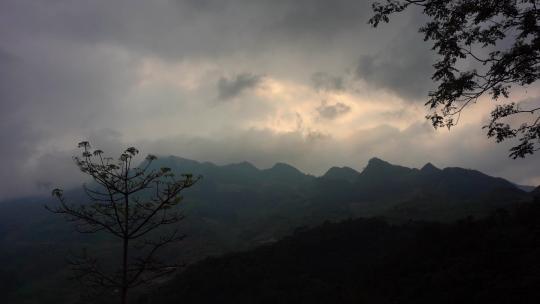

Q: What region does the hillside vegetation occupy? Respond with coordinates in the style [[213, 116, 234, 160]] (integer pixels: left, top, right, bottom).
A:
[[0, 157, 536, 303]]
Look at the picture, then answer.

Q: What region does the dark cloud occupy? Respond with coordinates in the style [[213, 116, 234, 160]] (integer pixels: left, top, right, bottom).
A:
[[0, 0, 538, 199], [0, 38, 136, 200], [311, 72, 345, 92], [218, 73, 262, 100], [306, 130, 331, 142], [0, 0, 371, 61], [264, 0, 369, 37], [355, 16, 436, 101], [355, 54, 433, 101], [317, 100, 351, 119]]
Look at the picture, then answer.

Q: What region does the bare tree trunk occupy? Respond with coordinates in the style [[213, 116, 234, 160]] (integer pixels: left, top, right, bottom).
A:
[[121, 179, 129, 304], [121, 236, 129, 304], [48, 143, 199, 302]]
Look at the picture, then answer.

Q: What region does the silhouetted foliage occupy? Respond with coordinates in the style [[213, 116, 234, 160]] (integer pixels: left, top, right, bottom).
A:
[[47, 142, 199, 304], [150, 202, 540, 304], [370, 0, 540, 158]]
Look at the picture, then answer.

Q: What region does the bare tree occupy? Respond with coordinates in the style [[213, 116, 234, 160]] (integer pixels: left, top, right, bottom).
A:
[[47, 141, 200, 304]]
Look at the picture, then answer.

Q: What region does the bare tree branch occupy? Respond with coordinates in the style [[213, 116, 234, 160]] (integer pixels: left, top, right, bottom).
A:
[[47, 142, 200, 304]]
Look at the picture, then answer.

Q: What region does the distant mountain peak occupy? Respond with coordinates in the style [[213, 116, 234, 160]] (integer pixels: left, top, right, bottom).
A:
[[367, 157, 389, 166], [265, 162, 303, 174], [152, 155, 203, 168], [272, 162, 292, 168], [322, 166, 360, 181], [363, 157, 404, 171], [359, 157, 417, 181], [225, 161, 258, 170], [264, 162, 307, 181], [421, 162, 440, 173], [166, 155, 199, 163], [363, 157, 393, 170]]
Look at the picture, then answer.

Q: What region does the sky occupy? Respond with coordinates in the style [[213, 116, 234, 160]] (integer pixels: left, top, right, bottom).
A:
[[1, 0, 539, 200]]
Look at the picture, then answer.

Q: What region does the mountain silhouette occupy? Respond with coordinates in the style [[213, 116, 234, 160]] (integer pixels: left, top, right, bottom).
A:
[[0, 156, 536, 302], [420, 162, 441, 174], [145, 156, 527, 208], [322, 166, 360, 182]]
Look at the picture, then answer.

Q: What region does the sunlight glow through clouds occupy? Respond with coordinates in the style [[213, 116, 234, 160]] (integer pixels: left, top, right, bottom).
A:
[[130, 56, 539, 171], [132, 59, 483, 145], [252, 76, 428, 139]]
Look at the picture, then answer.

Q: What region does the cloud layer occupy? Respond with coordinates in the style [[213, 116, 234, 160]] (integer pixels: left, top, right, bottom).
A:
[[218, 73, 263, 100], [0, 0, 538, 199]]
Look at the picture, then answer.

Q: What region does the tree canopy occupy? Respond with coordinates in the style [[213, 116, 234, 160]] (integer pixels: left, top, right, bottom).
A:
[[370, 0, 539, 158]]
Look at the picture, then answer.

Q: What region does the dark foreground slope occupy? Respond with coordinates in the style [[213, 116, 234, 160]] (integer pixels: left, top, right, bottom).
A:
[[151, 201, 540, 304]]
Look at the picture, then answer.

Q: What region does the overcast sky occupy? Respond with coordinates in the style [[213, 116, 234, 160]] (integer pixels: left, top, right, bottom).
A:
[[1, 0, 539, 200]]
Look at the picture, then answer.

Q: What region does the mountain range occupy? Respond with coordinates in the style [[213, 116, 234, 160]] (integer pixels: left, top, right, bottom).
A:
[[0, 156, 537, 303], [148, 156, 534, 224]]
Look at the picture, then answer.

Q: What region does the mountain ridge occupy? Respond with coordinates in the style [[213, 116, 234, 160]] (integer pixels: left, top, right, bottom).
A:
[[0, 155, 536, 303], [149, 155, 531, 188]]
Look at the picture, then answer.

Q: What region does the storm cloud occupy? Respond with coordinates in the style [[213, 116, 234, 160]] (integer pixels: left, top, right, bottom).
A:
[[218, 73, 263, 100], [354, 18, 436, 101], [0, 0, 538, 200], [317, 100, 351, 119], [311, 72, 345, 92]]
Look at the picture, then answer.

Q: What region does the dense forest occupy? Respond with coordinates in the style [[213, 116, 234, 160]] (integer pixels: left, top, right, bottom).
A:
[[151, 195, 540, 304]]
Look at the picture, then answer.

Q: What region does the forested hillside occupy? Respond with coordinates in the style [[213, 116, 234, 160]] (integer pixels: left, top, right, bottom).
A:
[[0, 157, 536, 303], [151, 198, 540, 304]]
